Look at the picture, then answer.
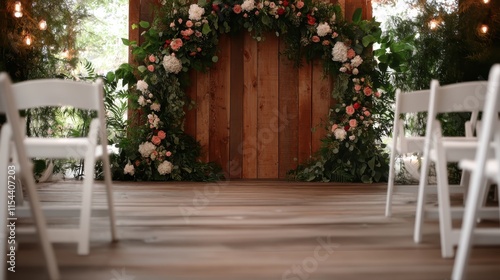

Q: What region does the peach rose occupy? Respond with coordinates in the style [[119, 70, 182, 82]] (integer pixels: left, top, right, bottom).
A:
[[331, 124, 338, 132], [233, 4, 242, 14], [152, 135, 161, 145], [311, 36, 320, 43], [296, 1, 304, 9], [186, 20, 193, 28], [349, 119, 357, 128], [157, 130, 167, 139], [170, 38, 183, 51], [346, 105, 355, 115], [354, 84, 362, 91], [363, 87, 373, 96], [347, 48, 356, 59], [148, 55, 156, 63]]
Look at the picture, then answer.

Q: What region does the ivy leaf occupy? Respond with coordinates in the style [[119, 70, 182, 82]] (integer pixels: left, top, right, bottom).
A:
[[352, 8, 362, 23], [202, 23, 211, 34], [362, 35, 376, 47], [261, 15, 271, 26], [139, 21, 150, 29], [137, 65, 147, 73], [212, 56, 219, 63]]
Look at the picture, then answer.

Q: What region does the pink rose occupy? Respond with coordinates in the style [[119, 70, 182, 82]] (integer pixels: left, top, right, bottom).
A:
[[157, 130, 166, 139], [364, 110, 371, 117], [374, 91, 381, 98], [166, 151, 172, 157], [170, 38, 183, 51], [243, 13, 248, 18], [195, 30, 202, 37], [180, 28, 194, 37], [152, 136, 161, 145], [148, 55, 156, 63], [354, 84, 362, 91], [178, 18, 183, 24], [332, 32, 338, 38], [255, 10, 259, 16], [233, 4, 242, 14], [331, 124, 338, 132], [147, 65, 155, 72], [363, 87, 373, 96], [311, 36, 320, 43], [197, 47, 202, 52], [349, 119, 357, 128], [322, 40, 330, 46], [346, 105, 355, 115], [186, 20, 193, 28], [347, 49, 356, 59], [296, 1, 304, 9]]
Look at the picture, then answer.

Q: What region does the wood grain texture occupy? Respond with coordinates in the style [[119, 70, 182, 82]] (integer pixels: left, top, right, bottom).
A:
[[229, 34, 244, 179], [311, 60, 332, 154], [11, 181, 500, 280], [209, 35, 231, 176], [278, 39, 299, 178], [242, 33, 258, 179], [298, 60, 313, 166], [184, 70, 197, 138], [196, 71, 210, 163], [257, 36, 279, 178]]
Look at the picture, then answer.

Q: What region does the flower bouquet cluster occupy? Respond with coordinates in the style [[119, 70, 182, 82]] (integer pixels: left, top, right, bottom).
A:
[[113, 0, 389, 182]]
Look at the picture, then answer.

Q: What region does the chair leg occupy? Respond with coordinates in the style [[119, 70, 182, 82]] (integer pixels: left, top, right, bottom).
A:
[[414, 154, 431, 243], [451, 176, 486, 280], [435, 152, 454, 258], [77, 156, 96, 255], [385, 153, 397, 217], [103, 163, 118, 242]]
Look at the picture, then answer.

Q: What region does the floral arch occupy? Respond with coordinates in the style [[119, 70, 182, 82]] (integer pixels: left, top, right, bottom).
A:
[[112, 0, 389, 183]]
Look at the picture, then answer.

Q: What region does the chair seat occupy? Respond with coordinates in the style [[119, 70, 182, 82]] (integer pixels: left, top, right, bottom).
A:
[[428, 139, 492, 162], [460, 159, 499, 178], [24, 137, 101, 159]]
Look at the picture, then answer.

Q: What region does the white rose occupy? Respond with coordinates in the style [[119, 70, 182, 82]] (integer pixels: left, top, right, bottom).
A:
[[124, 163, 135, 175], [188, 4, 205, 21], [334, 128, 347, 141], [351, 55, 363, 68], [138, 142, 156, 158], [158, 160, 173, 175], [138, 95, 146, 106], [316, 22, 332, 37], [241, 0, 255, 12], [331, 41, 348, 62], [136, 80, 148, 93], [150, 103, 161, 112]]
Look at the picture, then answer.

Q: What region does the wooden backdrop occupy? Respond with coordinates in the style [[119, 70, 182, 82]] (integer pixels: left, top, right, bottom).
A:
[[130, 0, 373, 179]]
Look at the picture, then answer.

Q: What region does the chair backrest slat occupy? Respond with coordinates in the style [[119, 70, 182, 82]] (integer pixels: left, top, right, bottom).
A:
[[12, 79, 102, 111], [431, 81, 488, 114], [396, 89, 431, 114]]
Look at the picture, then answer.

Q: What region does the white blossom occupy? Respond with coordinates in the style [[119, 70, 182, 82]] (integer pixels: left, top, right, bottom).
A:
[[138, 141, 156, 158], [147, 113, 160, 129], [334, 128, 347, 141], [352, 68, 359, 75], [241, 0, 255, 12], [124, 163, 135, 175], [351, 55, 363, 68], [316, 22, 332, 37], [158, 160, 173, 175], [162, 54, 183, 74], [136, 80, 148, 93], [331, 41, 348, 62], [138, 95, 146, 106], [150, 103, 161, 112], [188, 4, 205, 21]]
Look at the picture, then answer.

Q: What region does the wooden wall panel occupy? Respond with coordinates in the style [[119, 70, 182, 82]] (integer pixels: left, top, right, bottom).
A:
[[131, 0, 372, 179], [242, 33, 258, 179], [297, 61, 313, 165], [256, 36, 279, 178], [278, 40, 299, 178], [209, 36, 231, 176]]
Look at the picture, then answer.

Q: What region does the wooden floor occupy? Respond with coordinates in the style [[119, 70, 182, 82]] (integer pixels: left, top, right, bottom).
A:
[[9, 180, 500, 280]]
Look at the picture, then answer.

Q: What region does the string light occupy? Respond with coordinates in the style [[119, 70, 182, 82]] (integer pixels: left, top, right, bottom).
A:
[[14, 1, 23, 18], [38, 20, 47, 31], [25, 34, 32, 46], [482, 0, 490, 4], [479, 24, 489, 34], [428, 19, 439, 30]]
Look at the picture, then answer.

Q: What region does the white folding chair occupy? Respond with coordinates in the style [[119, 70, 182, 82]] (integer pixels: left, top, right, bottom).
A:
[[0, 73, 59, 280], [385, 89, 476, 217], [11, 77, 118, 255], [452, 64, 500, 280], [413, 79, 499, 258], [385, 88, 430, 217]]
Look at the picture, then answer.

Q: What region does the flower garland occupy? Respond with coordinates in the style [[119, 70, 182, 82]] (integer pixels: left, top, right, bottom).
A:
[[114, 0, 389, 182]]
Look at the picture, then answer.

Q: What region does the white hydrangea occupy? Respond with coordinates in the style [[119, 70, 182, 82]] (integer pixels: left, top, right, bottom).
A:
[[188, 4, 205, 21], [241, 0, 255, 12], [138, 95, 146, 106], [158, 160, 173, 175], [163, 54, 183, 74], [351, 55, 363, 68], [334, 128, 347, 141], [124, 163, 135, 175], [138, 141, 156, 158], [331, 41, 348, 62], [316, 22, 332, 37], [150, 103, 161, 112], [136, 80, 148, 93]]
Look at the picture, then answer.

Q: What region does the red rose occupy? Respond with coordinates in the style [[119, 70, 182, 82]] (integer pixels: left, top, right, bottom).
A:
[[344, 125, 350, 131], [353, 102, 361, 110], [307, 14, 316, 25], [212, 4, 220, 12], [283, 0, 289, 7], [277, 7, 285, 15]]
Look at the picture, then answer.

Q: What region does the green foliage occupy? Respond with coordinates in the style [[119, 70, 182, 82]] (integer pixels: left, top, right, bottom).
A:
[[114, 0, 396, 183]]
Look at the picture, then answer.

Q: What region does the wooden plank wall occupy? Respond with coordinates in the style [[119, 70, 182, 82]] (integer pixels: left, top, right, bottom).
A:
[[131, 0, 372, 179]]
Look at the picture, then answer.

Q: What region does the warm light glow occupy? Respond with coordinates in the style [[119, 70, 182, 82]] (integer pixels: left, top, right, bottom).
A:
[[480, 24, 489, 34], [429, 19, 439, 30], [39, 20, 47, 30], [483, 0, 490, 4], [13, 1, 22, 17], [25, 35, 32, 46]]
